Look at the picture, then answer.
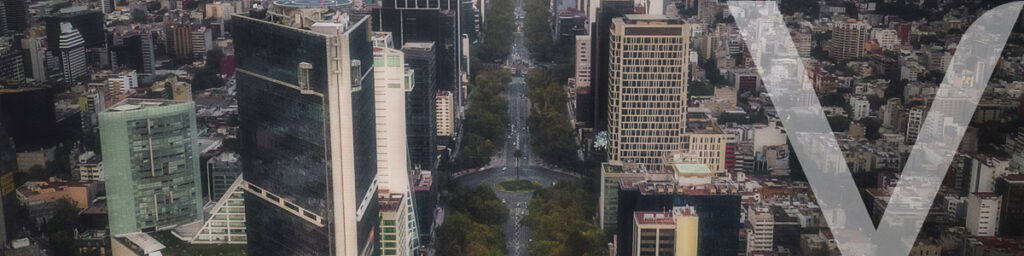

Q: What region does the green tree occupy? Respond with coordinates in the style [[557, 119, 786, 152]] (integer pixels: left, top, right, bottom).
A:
[[523, 181, 603, 256]]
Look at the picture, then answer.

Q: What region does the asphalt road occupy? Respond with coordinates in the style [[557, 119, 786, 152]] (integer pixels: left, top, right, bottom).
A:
[[453, 0, 576, 255]]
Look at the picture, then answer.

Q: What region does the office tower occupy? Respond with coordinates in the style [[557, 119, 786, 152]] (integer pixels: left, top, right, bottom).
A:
[[402, 42, 437, 170], [206, 152, 240, 200], [167, 24, 193, 60], [99, 0, 114, 13], [233, 4, 379, 255], [2, 0, 25, 32], [0, 121, 15, 245], [966, 193, 1001, 237], [615, 172, 741, 256], [59, 22, 87, 84], [589, 0, 635, 129], [0, 1, 6, 36], [372, 38, 414, 194], [792, 30, 811, 58], [607, 15, 690, 169], [373, 37, 421, 255], [190, 26, 212, 60], [0, 42, 23, 83], [100, 99, 203, 235], [371, 0, 462, 107], [111, 31, 157, 76], [830, 19, 869, 60], [44, 8, 106, 52], [631, 206, 698, 256], [0, 88, 58, 152], [996, 175, 1024, 237], [19, 37, 46, 81], [556, 10, 586, 42], [435, 90, 454, 137]]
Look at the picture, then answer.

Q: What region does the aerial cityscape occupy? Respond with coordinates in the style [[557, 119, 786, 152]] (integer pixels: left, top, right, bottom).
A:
[[0, 0, 1023, 255]]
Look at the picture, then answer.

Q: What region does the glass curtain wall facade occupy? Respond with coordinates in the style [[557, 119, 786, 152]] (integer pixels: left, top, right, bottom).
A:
[[233, 12, 379, 256], [100, 99, 203, 236]]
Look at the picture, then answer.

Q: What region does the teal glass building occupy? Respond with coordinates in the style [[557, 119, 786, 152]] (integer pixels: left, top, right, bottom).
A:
[[99, 99, 203, 236]]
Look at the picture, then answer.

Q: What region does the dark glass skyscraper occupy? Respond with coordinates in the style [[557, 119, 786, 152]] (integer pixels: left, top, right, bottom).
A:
[[402, 42, 437, 171], [233, 5, 379, 256]]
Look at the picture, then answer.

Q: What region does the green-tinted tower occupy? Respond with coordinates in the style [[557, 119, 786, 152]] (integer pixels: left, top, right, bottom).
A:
[[100, 98, 203, 236]]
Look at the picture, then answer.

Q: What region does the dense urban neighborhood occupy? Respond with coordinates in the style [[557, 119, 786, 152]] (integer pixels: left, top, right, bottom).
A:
[[1, 0, 1024, 255]]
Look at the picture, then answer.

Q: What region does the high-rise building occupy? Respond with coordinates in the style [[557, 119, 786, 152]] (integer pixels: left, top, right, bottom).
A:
[[830, 19, 869, 60], [2, 0, 26, 32], [402, 42, 437, 170], [43, 8, 106, 52], [607, 15, 690, 170], [0, 1, 6, 36], [379, 193, 416, 256], [745, 207, 774, 253], [233, 5, 379, 255], [19, 37, 46, 81], [374, 34, 421, 255], [100, 99, 203, 235], [615, 176, 741, 256], [906, 106, 924, 144], [589, 0, 635, 129], [371, 0, 462, 107], [167, 24, 193, 60], [631, 206, 699, 256], [0, 41, 23, 83], [0, 120, 16, 246], [373, 36, 414, 195], [851, 96, 870, 120], [190, 26, 212, 60], [99, 0, 114, 13], [996, 175, 1024, 237], [0, 88, 58, 152], [882, 98, 902, 129], [59, 22, 87, 84], [111, 30, 157, 76], [436, 90, 454, 137], [573, 33, 589, 100], [966, 192, 1001, 237]]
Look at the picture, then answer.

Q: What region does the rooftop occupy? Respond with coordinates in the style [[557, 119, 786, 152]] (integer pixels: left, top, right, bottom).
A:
[[634, 211, 675, 225], [119, 232, 166, 254], [107, 98, 188, 112], [273, 0, 351, 7]]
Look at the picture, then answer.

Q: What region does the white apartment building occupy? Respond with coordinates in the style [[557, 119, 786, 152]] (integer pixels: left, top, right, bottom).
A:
[[107, 70, 138, 95], [966, 193, 1001, 237], [905, 107, 924, 144], [436, 90, 454, 137], [607, 15, 690, 170], [746, 207, 774, 253], [372, 33, 419, 256], [871, 29, 899, 51], [851, 96, 870, 120]]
